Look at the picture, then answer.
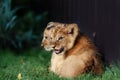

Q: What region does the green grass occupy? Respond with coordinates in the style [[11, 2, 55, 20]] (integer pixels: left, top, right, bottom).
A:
[[0, 48, 120, 80]]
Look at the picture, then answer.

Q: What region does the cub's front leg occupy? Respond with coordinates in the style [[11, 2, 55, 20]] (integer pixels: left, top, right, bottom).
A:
[[49, 53, 65, 74], [49, 53, 57, 73]]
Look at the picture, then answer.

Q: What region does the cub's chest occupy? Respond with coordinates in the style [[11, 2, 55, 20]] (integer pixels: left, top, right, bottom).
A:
[[50, 53, 65, 73]]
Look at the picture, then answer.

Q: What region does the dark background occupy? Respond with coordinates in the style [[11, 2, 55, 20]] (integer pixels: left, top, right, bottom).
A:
[[14, 0, 120, 63]]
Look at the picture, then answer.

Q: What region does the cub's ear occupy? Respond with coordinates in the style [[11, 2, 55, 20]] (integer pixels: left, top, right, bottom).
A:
[[46, 22, 55, 30], [47, 22, 54, 26], [66, 23, 79, 37], [65, 23, 79, 49]]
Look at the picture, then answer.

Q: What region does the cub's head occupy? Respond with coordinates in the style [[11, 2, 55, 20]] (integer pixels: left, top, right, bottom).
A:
[[41, 22, 79, 54], [41, 22, 56, 51], [49, 23, 79, 54], [41, 22, 64, 51]]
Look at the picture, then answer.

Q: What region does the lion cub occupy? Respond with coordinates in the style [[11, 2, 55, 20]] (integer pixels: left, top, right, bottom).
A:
[[41, 22, 103, 78]]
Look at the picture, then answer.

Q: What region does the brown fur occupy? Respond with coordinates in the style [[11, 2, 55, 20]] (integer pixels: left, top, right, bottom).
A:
[[59, 34, 103, 77], [41, 22, 103, 78]]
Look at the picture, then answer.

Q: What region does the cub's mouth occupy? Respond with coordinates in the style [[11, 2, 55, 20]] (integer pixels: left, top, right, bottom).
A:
[[53, 47, 64, 54]]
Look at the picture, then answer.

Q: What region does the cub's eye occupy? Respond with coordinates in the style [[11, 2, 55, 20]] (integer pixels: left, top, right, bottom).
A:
[[58, 36, 64, 41], [45, 36, 48, 39]]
